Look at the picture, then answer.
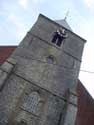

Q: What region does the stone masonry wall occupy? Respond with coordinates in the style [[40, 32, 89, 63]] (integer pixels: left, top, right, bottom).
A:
[[0, 14, 86, 125]]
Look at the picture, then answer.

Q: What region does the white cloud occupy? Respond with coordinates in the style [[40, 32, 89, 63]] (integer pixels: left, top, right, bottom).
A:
[[18, 0, 45, 9], [83, 0, 94, 10], [7, 14, 27, 38], [19, 0, 28, 9], [32, 0, 45, 4]]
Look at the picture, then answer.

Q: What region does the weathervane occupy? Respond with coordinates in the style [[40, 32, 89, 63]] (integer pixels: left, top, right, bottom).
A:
[[64, 11, 69, 20]]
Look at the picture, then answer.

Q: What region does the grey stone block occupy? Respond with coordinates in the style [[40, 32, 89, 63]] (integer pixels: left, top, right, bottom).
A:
[[7, 57, 16, 65], [0, 69, 8, 90], [63, 104, 77, 125], [1, 62, 14, 73], [42, 119, 59, 125], [69, 93, 77, 106]]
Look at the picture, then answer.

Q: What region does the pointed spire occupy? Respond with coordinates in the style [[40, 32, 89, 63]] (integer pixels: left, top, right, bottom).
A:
[[55, 11, 72, 31]]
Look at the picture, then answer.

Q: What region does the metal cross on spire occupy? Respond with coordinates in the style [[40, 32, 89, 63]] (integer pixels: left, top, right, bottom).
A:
[[64, 11, 69, 20]]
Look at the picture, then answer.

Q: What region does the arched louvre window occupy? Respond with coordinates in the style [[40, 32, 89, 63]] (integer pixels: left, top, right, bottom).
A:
[[21, 92, 40, 114]]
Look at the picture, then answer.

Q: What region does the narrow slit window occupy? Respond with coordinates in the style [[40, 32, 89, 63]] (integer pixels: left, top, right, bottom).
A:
[[47, 55, 54, 64]]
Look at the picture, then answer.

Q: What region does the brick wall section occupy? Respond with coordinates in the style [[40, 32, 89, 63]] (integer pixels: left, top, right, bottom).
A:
[[0, 46, 17, 65], [76, 80, 94, 125]]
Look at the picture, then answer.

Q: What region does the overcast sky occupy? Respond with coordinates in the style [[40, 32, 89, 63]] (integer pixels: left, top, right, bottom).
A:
[[0, 0, 94, 98]]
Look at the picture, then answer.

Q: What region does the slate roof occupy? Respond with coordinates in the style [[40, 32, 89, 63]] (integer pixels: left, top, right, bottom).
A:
[[55, 19, 73, 31]]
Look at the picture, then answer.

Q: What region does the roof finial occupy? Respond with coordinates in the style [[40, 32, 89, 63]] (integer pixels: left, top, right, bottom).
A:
[[64, 11, 69, 21]]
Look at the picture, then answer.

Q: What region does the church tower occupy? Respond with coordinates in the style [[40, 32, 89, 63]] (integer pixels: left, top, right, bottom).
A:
[[0, 14, 86, 125]]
